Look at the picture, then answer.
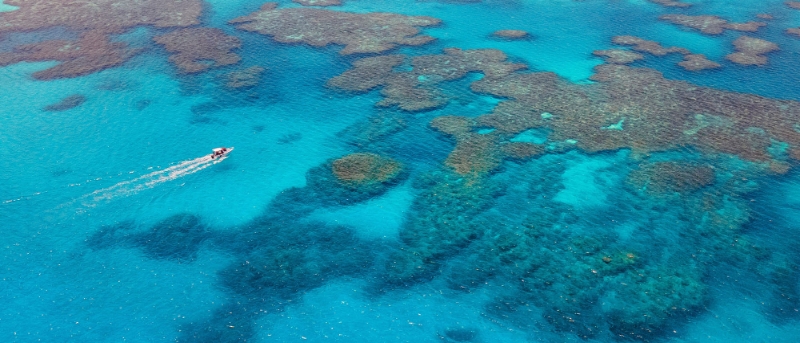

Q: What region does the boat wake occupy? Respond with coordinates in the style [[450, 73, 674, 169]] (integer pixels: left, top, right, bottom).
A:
[[82, 153, 228, 206]]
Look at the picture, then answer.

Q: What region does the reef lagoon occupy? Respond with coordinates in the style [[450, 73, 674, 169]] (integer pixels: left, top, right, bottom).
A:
[[2, 0, 800, 341]]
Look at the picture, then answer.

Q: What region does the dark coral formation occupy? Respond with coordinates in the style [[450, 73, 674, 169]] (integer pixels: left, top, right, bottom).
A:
[[293, 0, 342, 6], [86, 214, 210, 262], [610, 35, 719, 71], [224, 66, 265, 89], [0, 0, 202, 79], [726, 36, 779, 66], [491, 29, 530, 40], [384, 171, 502, 284], [331, 153, 404, 187], [592, 49, 644, 64], [788, 1, 800, 10], [678, 54, 721, 71], [612, 35, 689, 56], [648, 0, 691, 7], [154, 28, 242, 74], [43, 94, 86, 112], [327, 48, 525, 112], [627, 162, 716, 195], [269, 154, 407, 213], [471, 64, 800, 163], [0, 32, 138, 80], [659, 14, 766, 35], [230, 3, 441, 55], [429, 116, 543, 175], [0, 0, 202, 34]]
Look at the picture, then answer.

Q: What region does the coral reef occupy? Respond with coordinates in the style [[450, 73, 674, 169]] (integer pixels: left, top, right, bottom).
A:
[[224, 66, 265, 89], [612, 35, 689, 56], [0, 32, 138, 80], [230, 3, 441, 55], [267, 154, 407, 213], [328, 49, 525, 112], [154, 28, 242, 74], [627, 162, 716, 195], [592, 49, 644, 64], [725, 36, 779, 66], [86, 214, 210, 262], [648, 0, 691, 7], [384, 171, 502, 284], [678, 54, 721, 71], [294, 0, 342, 6], [0, 0, 202, 34], [659, 14, 766, 35], [788, 1, 800, 10], [609, 35, 718, 71], [471, 64, 800, 163], [331, 153, 404, 187], [491, 29, 530, 40], [43, 94, 86, 112], [219, 223, 371, 298]]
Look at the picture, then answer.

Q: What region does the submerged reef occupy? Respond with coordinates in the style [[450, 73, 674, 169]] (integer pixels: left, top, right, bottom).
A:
[[659, 14, 766, 35], [43, 94, 86, 112], [293, 0, 342, 6], [331, 153, 404, 187], [611, 35, 719, 71], [627, 162, 716, 195], [592, 49, 645, 65], [154, 28, 242, 74], [224, 66, 265, 89], [0, 32, 138, 80], [0, 0, 201, 34], [86, 214, 210, 262], [0, 0, 202, 79], [268, 153, 407, 215], [491, 29, 530, 40], [648, 0, 691, 7], [471, 64, 800, 164], [230, 3, 441, 55], [383, 171, 503, 284], [726, 36, 780, 66], [327, 48, 526, 112]]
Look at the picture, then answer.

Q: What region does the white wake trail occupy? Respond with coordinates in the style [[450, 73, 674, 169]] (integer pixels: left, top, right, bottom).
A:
[[82, 154, 228, 206]]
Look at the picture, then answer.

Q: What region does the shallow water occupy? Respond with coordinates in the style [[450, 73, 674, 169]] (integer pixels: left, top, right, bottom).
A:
[[2, 0, 800, 342]]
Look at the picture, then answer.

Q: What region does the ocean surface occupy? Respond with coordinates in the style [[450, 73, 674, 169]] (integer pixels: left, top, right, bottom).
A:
[[2, 0, 800, 342]]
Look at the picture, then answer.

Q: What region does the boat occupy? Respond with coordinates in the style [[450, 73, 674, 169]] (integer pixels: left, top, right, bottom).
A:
[[210, 147, 234, 159]]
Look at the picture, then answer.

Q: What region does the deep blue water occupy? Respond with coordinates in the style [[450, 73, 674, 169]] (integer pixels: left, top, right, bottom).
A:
[[2, 0, 800, 341]]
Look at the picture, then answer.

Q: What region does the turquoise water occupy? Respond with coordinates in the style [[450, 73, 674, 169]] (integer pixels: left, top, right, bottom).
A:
[[3, 0, 800, 341]]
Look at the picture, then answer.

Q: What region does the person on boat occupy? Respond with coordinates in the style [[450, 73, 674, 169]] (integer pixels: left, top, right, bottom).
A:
[[211, 147, 227, 158]]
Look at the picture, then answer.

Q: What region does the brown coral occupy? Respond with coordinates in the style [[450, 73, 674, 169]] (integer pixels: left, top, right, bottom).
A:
[[0, 32, 137, 80], [293, 0, 342, 6], [648, 0, 691, 7], [592, 49, 644, 64], [470, 64, 800, 163], [0, 0, 203, 79], [331, 153, 403, 186], [787, 1, 800, 10], [154, 28, 242, 74], [659, 14, 765, 35], [225, 66, 265, 89], [678, 54, 721, 71], [627, 162, 716, 194], [491, 30, 530, 40], [611, 35, 688, 56], [0, 0, 202, 34], [230, 3, 440, 55], [610, 36, 720, 72], [327, 48, 525, 112], [725, 36, 779, 66]]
